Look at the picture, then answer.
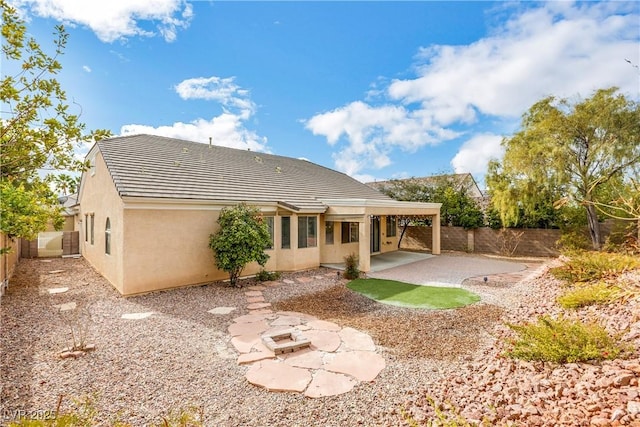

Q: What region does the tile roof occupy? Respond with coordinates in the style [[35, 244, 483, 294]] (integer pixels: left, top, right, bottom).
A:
[[95, 134, 391, 211]]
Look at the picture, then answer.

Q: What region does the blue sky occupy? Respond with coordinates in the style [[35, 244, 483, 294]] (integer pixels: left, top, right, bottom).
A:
[[9, 1, 640, 187]]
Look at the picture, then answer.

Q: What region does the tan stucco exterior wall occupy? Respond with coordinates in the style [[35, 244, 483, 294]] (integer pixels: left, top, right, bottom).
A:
[[119, 209, 320, 295], [78, 153, 125, 293], [271, 213, 319, 272], [121, 208, 224, 294]]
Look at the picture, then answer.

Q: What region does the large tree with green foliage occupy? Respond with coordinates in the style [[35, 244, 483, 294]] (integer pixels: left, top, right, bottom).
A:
[[209, 203, 272, 287], [0, 0, 109, 245], [378, 175, 485, 229], [487, 88, 640, 249]]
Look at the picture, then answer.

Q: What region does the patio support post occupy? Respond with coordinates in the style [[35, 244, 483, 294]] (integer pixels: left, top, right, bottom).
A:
[[358, 220, 370, 272], [432, 212, 441, 255]]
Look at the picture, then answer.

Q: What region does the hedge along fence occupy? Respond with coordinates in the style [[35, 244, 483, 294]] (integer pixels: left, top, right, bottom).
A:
[[401, 220, 633, 257]]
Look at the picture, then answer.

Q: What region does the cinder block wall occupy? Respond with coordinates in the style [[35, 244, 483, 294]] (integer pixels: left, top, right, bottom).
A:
[[401, 220, 636, 257]]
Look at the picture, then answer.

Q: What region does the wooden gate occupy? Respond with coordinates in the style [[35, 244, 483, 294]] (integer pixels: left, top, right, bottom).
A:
[[20, 231, 79, 258]]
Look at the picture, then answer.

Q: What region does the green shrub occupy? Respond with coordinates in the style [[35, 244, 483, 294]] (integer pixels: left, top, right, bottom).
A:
[[550, 251, 639, 283], [255, 269, 281, 281], [504, 315, 626, 363], [557, 282, 621, 309], [556, 230, 591, 252], [343, 253, 360, 280]]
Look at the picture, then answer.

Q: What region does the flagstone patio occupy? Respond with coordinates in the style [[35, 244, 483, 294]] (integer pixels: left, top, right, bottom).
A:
[[212, 276, 386, 398]]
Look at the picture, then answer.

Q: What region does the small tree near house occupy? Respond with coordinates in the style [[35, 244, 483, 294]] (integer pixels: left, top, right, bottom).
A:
[[209, 203, 271, 287]]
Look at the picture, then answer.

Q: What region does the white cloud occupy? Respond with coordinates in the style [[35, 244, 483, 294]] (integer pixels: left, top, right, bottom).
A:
[[174, 76, 256, 118], [451, 134, 504, 175], [13, 0, 193, 42], [120, 113, 268, 152], [120, 75, 267, 152], [307, 2, 639, 179], [388, 2, 639, 122], [82, 65, 91, 73], [306, 101, 460, 176]]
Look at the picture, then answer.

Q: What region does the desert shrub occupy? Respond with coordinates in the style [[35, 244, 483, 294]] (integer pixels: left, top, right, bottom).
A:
[[343, 253, 360, 280], [550, 251, 639, 283], [151, 406, 204, 427], [557, 282, 621, 309], [504, 315, 626, 363], [7, 397, 203, 427], [401, 397, 493, 427], [8, 396, 97, 427], [255, 269, 280, 281], [556, 230, 591, 252]]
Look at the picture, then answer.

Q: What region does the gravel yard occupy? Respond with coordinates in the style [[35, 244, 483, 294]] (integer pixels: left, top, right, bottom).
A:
[[1, 255, 638, 426]]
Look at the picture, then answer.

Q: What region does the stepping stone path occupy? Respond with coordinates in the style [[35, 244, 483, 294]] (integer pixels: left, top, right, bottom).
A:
[[208, 306, 237, 315], [47, 287, 69, 294], [229, 276, 386, 398], [54, 301, 77, 311], [121, 312, 154, 320]]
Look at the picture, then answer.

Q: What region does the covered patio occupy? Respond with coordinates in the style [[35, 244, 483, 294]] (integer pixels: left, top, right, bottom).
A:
[[320, 198, 441, 272]]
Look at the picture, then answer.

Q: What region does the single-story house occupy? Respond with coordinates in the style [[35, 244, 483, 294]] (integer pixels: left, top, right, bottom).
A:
[[78, 134, 441, 295]]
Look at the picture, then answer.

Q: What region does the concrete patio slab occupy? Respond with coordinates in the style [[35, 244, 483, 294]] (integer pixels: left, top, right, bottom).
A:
[[322, 250, 434, 272], [368, 253, 527, 286], [304, 370, 357, 398], [246, 360, 312, 392]]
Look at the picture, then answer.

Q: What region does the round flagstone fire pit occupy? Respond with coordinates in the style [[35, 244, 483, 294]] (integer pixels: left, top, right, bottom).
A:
[[228, 310, 386, 398]]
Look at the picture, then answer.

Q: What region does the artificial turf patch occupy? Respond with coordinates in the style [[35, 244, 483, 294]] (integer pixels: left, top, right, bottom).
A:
[[347, 278, 480, 309]]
